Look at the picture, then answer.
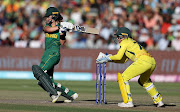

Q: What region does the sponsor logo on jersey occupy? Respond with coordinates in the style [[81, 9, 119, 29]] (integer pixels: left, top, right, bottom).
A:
[[45, 33, 57, 38]]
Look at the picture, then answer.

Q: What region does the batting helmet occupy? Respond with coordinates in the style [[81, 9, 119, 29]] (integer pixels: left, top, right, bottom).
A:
[[114, 27, 132, 38], [44, 7, 63, 21]]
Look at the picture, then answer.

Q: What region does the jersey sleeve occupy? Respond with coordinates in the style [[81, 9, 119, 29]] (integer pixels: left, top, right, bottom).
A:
[[109, 39, 128, 61], [112, 54, 128, 63]]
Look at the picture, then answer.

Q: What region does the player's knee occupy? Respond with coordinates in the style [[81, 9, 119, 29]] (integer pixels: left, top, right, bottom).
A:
[[121, 74, 129, 82], [32, 65, 42, 80], [149, 78, 152, 83], [138, 78, 152, 87], [138, 78, 143, 87]]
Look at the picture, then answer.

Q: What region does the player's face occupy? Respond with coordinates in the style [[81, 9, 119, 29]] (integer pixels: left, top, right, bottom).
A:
[[117, 35, 125, 43], [113, 35, 124, 44], [45, 15, 53, 23], [117, 38, 125, 43]]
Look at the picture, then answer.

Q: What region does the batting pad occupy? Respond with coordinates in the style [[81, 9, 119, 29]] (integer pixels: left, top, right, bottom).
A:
[[117, 72, 128, 103], [32, 65, 57, 96]]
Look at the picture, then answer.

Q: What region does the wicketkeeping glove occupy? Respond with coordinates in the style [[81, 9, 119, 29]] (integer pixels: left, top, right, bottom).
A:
[[96, 56, 111, 64]]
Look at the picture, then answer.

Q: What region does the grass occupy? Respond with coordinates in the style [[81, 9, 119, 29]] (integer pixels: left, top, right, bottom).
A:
[[0, 103, 145, 112], [0, 79, 179, 112]]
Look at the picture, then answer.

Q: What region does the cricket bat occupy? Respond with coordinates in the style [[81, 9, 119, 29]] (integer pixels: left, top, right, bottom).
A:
[[73, 25, 99, 34]]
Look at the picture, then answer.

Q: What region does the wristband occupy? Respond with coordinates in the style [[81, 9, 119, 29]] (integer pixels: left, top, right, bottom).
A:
[[60, 32, 66, 40]]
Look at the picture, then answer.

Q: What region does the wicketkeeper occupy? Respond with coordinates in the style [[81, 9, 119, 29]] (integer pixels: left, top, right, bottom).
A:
[[32, 7, 78, 103], [96, 27, 165, 107]]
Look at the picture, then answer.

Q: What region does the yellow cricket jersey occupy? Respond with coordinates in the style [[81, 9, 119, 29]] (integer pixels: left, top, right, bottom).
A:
[[110, 37, 151, 62]]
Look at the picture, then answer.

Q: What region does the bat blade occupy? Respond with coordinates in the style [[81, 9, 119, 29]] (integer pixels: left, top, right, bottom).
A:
[[73, 25, 99, 34]]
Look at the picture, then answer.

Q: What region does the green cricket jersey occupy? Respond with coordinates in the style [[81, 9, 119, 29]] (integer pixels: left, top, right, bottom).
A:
[[39, 23, 61, 70], [44, 23, 61, 51]]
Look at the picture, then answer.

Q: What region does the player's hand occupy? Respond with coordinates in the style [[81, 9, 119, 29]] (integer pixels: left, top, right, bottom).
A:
[[59, 22, 74, 33], [96, 56, 111, 63], [59, 27, 67, 34], [61, 22, 74, 30], [96, 52, 106, 60], [106, 54, 112, 58]]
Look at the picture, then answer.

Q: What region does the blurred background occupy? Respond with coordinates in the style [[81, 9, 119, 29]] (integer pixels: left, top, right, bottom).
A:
[[0, 0, 180, 50], [0, 0, 180, 82]]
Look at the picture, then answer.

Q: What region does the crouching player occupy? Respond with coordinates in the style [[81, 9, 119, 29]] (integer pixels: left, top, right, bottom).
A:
[[32, 7, 78, 103], [96, 27, 164, 107]]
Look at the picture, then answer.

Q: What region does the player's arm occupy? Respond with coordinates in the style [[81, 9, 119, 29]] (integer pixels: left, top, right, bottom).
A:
[[112, 54, 128, 63], [96, 40, 128, 64], [43, 25, 59, 33], [110, 41, 127, 61], [43, 19, 59, 33], [60, 39, 66, 45], [58, 22, 74, 45], [60, 32, 66, 45]]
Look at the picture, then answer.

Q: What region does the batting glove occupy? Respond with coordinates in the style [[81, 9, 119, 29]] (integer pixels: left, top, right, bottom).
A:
[[59, 27, 67, 34], [60, 22, 74, 31]]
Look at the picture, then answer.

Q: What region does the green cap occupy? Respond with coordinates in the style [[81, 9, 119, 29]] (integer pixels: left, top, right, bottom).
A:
[[114, 27, 131, 38], [44, 7, 60, 17]]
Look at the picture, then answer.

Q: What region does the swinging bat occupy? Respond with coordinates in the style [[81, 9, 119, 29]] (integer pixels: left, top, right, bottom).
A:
[[73, 25, 99, 34]]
